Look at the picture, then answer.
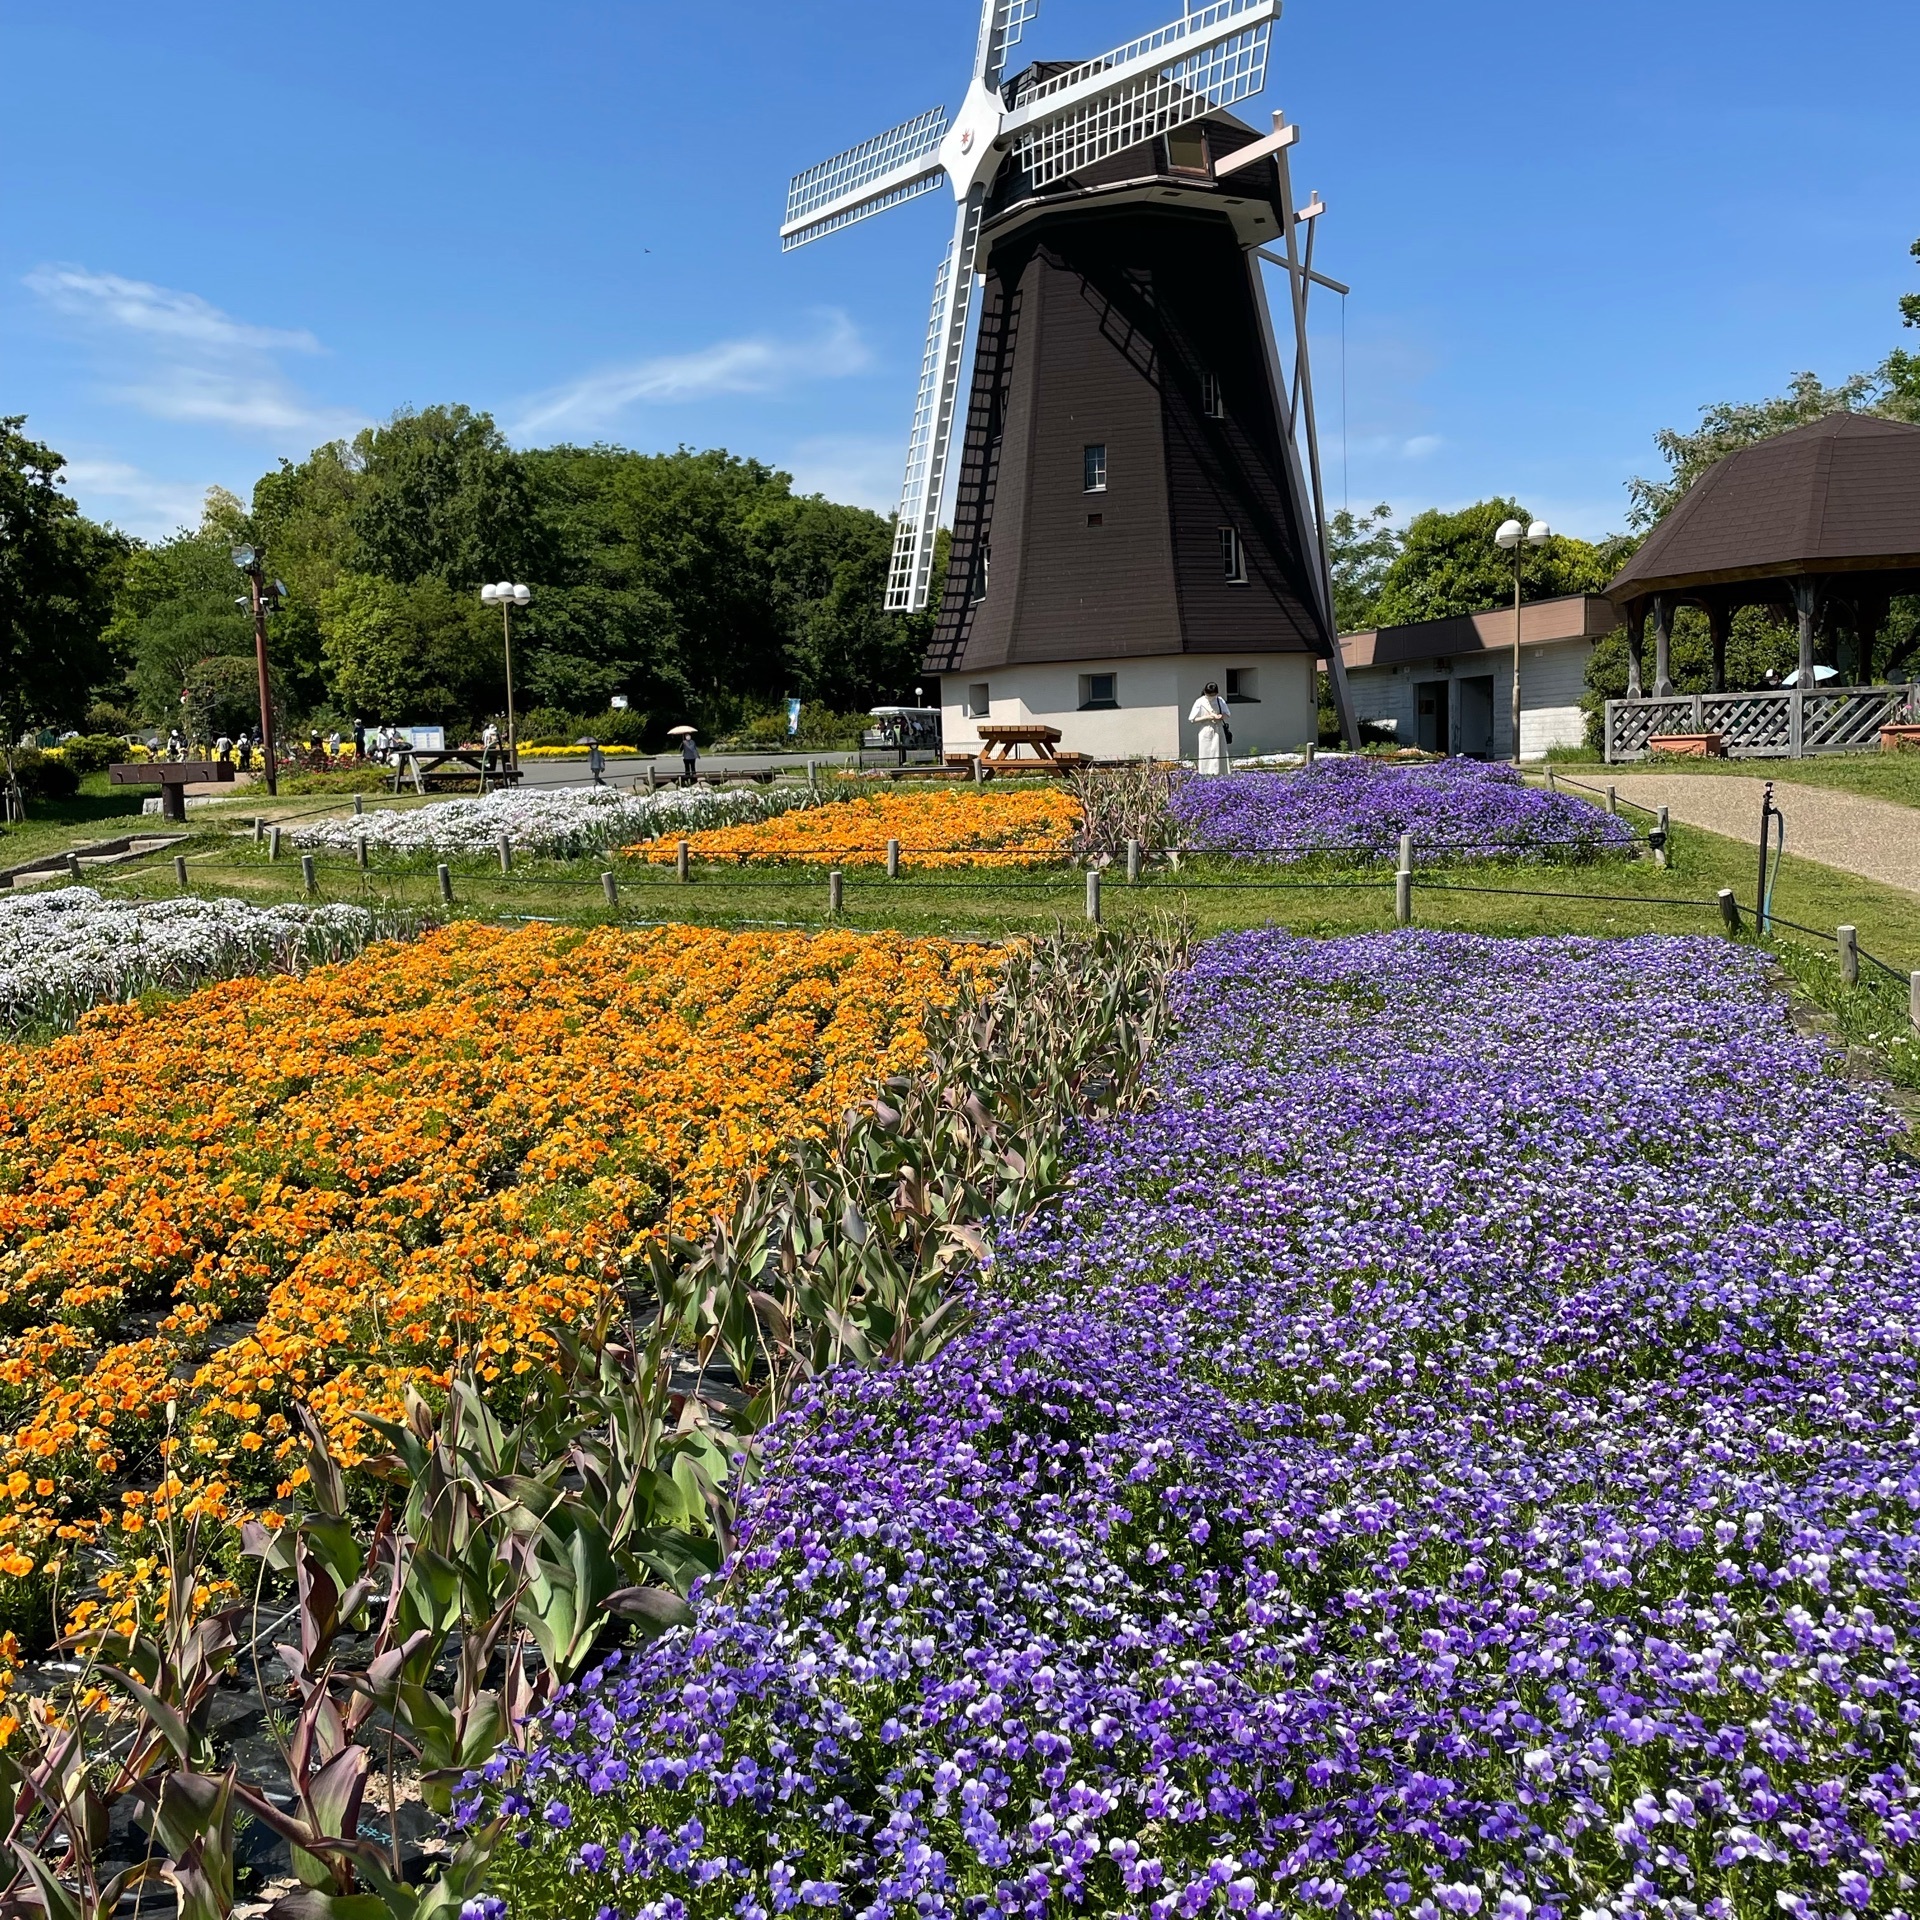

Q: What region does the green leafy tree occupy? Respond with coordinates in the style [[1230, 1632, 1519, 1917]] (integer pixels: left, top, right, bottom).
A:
[[348, 405, 542, 586], [182, 656, 273, 740], [1325, 502, 1402, 633], [319, 573, 491, 724], [1369, 499, 1616, 628], [0, 417, 128, 745]]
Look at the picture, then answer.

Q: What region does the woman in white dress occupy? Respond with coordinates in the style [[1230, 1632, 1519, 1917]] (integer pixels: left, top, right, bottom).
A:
[[1189, 682, 1231, 775]]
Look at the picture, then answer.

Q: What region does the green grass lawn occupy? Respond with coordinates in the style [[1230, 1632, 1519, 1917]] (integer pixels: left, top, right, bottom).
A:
[[81, 813, 1920, 973], [0, 776, 152, 869]]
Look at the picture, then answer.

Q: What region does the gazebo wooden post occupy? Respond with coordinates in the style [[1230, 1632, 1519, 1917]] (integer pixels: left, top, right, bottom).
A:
[[1624, 602, 1646, 699], [1651, 594, 1675, 698], [1791, 577, 1819, 688], [1857, 593, 1890, 686], [1705, 597, 1730, 694]]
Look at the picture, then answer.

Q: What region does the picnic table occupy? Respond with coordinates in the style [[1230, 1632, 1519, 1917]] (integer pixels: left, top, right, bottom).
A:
[[391, 747, 521, 794], [108, 760, 235, 822], [970, 724, 1088, 769]]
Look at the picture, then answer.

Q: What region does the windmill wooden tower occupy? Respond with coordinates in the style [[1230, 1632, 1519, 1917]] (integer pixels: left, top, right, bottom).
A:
[[782, 0, 1359, 759]]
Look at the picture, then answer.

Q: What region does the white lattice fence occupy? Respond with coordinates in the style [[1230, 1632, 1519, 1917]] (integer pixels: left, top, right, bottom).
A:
[[1606, 685, 1918, 761]]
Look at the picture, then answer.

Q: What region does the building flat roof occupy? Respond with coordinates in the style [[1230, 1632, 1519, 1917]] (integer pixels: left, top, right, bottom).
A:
[[1340, 593, 1620, 670]]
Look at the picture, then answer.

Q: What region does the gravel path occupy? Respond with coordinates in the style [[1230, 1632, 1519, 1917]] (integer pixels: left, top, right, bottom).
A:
[[1597, 773, 1920, 896]]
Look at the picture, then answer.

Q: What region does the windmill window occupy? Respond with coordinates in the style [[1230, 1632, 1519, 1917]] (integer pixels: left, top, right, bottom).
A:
[[1086, 512, 1104, 528], [1226, 668, 1259, 703], [1201, 371, 1225, 418], [1167, 124, 1208, 174], [971, 543, 991, 603], [966, 683, 991, 720], [1083, 444, 1107, 493], [1078, 673, 1118, 710], [1220, 527, 1249, 585]]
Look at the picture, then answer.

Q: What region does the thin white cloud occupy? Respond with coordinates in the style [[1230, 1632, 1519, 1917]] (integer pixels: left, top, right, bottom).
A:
[[513, 313, 871, 438], [25, 266, 322, 354], [1402, 434, 1443, 459], [25, 261, 364, 439], [60, 460, 217, 540]]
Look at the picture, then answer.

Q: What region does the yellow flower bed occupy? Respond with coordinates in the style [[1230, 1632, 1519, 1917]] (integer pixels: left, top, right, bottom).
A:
[[633, 785, 1082, 868], [0, 923, 993, 1585]]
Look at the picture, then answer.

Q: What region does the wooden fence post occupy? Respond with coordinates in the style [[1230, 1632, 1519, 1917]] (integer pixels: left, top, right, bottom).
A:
[[174, 854, 189, 889], [253, 817, 264, 844], [1395, 869, 1412, 926], [602, 871, 618, 907], [357, 836, 369, 871], [828, 869, 844, 916], [268, 825, 282, 861], [1653, 805, 1670, 870], [1718, 889, 1741, 933], [1398, 832, 1414, 873], [301, 854, 316, 895], [886, 838, 901, 879], [1606, 786, 1618, 816], [1838, 925, 1858, 987], [676, 838, 690, 883], [498, 834, 513, 874], [1085, 868, 1101, 924], [1910, 971, 1920, 1034], [354, 792, 365, 816], [67, 853, 82, 881], [1125, 838, 1142, 884], [437, 863, 453, 904]]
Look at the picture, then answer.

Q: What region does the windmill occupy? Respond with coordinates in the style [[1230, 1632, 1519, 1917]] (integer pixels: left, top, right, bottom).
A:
[[782, 0, 1361, 753]]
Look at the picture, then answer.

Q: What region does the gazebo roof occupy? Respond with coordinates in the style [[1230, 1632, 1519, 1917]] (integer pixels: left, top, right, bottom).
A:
[[1606, 413, 1920, 605]]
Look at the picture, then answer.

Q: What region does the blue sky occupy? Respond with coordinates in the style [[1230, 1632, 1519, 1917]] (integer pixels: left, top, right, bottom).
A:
[[3, 0, 1914, 545]]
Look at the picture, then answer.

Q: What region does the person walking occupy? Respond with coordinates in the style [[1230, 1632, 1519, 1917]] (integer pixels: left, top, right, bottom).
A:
[[1189, 683, 1232, 775], [352, 718, 366, 760], [679, 730, 699, 788], [586, 739, 607, 787], [236, 730, 253, 772], [214, 732, 232, 764]]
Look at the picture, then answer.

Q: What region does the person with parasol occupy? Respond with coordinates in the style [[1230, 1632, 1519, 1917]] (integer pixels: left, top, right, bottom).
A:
[[669, 724, 699, 786]]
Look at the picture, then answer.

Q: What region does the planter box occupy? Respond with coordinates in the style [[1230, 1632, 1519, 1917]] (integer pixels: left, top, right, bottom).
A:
[[1880, 725, 1920, 752], [1647, 732, 1726, 758]]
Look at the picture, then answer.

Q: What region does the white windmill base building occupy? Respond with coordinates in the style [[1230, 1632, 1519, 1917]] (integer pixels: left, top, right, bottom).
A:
[[939, 654, 1316, 762]]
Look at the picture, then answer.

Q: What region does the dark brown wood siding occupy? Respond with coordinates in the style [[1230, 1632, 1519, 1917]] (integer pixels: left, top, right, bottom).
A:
[[929, 199, 1328, 676]]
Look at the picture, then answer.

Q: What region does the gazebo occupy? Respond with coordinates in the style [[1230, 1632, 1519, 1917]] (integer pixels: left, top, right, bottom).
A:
[[1602, 414, 1920, 757]]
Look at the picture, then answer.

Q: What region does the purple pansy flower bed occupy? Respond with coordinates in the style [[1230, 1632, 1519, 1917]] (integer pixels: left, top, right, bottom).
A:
[[1168, 759, 1636, 863], [473, 932, 1920, 1920]]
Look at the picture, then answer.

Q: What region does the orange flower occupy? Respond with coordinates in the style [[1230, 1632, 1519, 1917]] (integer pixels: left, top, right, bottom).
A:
[[0, 923, 997, 1592], [632, 786, 1081, 869]]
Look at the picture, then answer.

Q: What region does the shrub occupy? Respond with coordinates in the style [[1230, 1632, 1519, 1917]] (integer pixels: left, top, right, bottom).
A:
[[7, 750, 80, 802]]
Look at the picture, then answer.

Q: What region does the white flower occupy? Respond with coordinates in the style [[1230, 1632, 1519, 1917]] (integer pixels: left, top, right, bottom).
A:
[[289, 785, 812, 859], [0, 887, 379, 1031]]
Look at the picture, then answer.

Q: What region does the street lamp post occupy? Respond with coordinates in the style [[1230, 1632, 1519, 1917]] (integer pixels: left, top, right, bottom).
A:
[[480, 582, 531, 769], [230, 545, 282, 796], [1493, 516, 1552, 764]]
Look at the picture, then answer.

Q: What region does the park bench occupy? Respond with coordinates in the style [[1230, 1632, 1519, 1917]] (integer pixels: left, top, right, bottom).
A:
[[108, 760, 235, 822]]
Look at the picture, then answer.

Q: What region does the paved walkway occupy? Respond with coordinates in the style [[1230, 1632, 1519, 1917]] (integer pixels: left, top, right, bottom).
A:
[[1598, 773, 1920, 897]]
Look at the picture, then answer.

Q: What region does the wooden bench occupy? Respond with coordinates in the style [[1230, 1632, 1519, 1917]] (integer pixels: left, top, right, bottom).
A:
[[1880, 724, 1920, 752], [108, 760, 236, 822], [1647, 732, 1726, 758]]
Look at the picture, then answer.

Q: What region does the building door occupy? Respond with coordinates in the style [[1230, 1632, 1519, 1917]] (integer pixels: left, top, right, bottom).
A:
[[1415, 680, 1450, 754], [1458, 675, 1495, 757]]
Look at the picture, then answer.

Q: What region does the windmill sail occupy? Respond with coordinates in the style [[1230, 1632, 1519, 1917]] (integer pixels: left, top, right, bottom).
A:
[[975, 0, 1041, 86], [887, 194, 986, 613], [1003, 0, 1276, 189], [782, 107, 949, 251]]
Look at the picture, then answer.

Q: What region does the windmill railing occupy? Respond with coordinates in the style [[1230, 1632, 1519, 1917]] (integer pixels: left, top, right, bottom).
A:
[[1604, 684, 1919, 762]]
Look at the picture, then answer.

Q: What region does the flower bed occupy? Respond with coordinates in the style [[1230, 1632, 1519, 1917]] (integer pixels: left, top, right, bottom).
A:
[[0, 924, 992, 1587], [0, 887, 380, 1032], [489, 930, 1920, 1919], [634, 786, 1082, 868], [1171, 758, 1635, 863], [290, 785, 810, 860]]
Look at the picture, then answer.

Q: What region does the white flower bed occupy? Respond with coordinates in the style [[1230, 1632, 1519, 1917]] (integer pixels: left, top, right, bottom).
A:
[[289, 784, 811, 860], [0, 889, 382, 1031]]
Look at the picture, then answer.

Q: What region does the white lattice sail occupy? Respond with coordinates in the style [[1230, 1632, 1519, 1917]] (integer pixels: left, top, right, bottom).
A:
[[1008, 0, 1275, 189], [782, 107, 949, 251]]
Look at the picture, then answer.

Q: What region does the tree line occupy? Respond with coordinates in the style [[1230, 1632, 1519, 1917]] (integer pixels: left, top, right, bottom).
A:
[[4, 406, 945, 750]]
